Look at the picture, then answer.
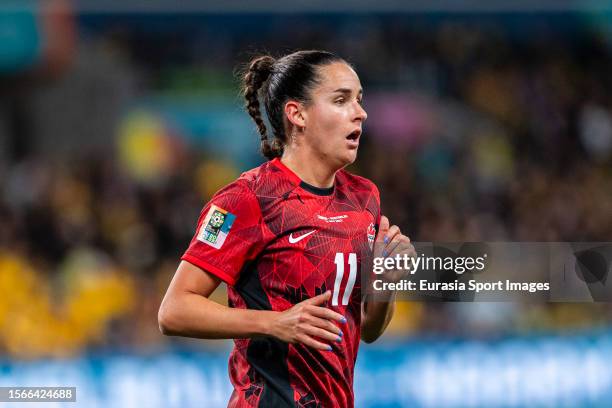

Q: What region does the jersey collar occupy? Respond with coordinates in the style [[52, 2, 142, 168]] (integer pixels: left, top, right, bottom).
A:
[[271, 158, 335, 196]]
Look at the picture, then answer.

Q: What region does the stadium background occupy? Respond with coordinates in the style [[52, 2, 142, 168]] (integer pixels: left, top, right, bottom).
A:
[[1, 1, 612, 406]]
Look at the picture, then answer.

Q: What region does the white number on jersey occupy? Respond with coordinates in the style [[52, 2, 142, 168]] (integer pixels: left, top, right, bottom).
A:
[[332, 252, 357, 306]]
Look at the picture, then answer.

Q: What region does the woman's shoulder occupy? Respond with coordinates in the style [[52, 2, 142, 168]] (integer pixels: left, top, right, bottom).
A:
[[336, 169, 379, 194], [219, 160, 282, 196], [235, 160, 276, 188]]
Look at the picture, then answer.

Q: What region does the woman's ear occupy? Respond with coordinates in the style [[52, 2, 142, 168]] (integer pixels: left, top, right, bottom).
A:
[[284, 100, 306, 129]]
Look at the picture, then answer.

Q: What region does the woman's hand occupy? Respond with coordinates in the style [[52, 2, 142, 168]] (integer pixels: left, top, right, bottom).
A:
[[267, 291, 345, 351], [372, 215, 417, 283]]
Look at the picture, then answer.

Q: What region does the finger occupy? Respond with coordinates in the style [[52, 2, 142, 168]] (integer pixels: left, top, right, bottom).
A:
[[388, 239, 417, 260], [384, 233, 403, 257], [405, 242, 417, 258], [296, 333, 332, 351], [302, 290, 331, 306], [307, 305, 346, 324], [384, 225, 401, 247], [376, 216, 390, 243], [304, 325, 343, 343], [306, 314, 343, 335], [396, 236, 415, 254]]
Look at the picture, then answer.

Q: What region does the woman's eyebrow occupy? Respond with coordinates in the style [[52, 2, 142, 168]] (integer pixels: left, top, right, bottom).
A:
[[332, 88, 363, 95]]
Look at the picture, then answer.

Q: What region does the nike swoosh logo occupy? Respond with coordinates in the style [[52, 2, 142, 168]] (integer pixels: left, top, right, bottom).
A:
[[288, 230, 316, 244]]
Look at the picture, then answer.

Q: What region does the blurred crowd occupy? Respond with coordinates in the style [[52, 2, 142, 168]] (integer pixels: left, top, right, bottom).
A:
[[2, 12, 612, 358]]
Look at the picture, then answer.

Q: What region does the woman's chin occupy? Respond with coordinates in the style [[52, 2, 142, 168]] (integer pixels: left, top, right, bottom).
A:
[[338, 150, 358, 167]]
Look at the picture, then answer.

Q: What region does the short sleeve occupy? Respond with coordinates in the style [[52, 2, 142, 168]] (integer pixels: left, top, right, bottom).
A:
[[181, 181, 263, 286]]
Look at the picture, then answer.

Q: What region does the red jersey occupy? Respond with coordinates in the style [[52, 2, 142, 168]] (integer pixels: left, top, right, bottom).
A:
[[182, 158, 380, 408]]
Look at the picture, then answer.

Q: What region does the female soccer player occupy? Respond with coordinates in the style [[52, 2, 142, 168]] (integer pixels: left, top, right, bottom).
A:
[[159, 50, 415, 408]]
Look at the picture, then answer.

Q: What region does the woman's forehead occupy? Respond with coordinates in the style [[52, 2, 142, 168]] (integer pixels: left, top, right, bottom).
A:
[[315, 62, 362, 93]]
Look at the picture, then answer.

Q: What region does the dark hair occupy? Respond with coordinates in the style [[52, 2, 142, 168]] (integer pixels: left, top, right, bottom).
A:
[[241, 50, 345, 159]]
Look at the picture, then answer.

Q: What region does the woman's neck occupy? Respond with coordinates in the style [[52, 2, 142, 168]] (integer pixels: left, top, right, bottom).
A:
[[281, 148, 337, 188]]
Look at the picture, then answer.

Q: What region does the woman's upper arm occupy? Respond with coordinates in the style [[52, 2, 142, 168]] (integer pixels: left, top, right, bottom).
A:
[[165, 260, 223, 299], [158, 261, 224, 335]]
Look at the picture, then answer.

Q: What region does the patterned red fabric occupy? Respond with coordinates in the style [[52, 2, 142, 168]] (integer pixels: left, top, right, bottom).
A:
[[183, 158, 380, 408]]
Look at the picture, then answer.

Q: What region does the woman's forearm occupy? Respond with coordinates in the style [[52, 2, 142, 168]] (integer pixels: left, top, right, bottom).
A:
[[158, 292, 276, 339], [361, 214, 416, 343], [158, 259, 345, 349], [360, 291, 396, 343]]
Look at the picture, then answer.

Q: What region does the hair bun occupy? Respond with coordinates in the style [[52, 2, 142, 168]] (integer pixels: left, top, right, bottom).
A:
[[249, 55, 275, 82]]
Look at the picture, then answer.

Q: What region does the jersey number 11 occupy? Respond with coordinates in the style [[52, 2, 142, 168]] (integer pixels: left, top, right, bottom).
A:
[[332, 253, 357, 306]]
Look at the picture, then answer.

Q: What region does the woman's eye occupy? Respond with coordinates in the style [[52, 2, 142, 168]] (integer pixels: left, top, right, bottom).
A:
[[335, 98, 345, 104]]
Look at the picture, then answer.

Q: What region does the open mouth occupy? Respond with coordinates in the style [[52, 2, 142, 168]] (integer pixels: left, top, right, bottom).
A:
[[346, 129, 361, 141]]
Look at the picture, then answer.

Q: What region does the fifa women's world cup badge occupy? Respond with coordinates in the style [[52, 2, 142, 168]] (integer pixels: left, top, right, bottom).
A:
[[197, 205, 236, 249], [210, 211, 226, 229], [367, 222, 376, 250]]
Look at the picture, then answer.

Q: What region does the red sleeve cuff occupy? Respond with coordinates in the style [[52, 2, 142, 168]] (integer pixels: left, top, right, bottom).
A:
[[181, 254, 238, 286]]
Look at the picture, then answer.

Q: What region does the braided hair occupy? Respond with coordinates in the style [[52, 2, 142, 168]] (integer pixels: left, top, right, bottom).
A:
[[241, 50, 344, 159]]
